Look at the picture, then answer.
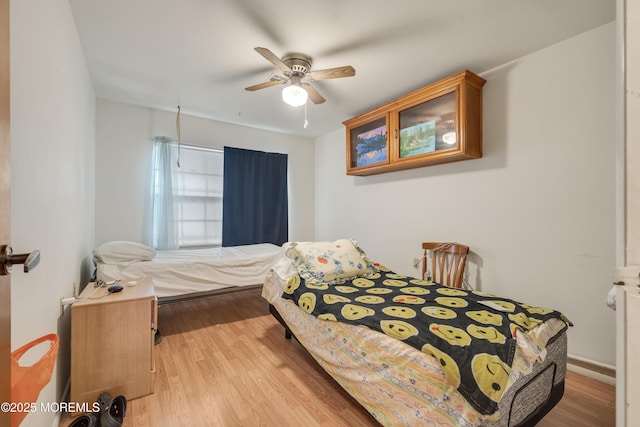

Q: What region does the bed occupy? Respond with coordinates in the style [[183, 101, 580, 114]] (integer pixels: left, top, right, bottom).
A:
[[262, 240, 570, 427], [94, 241, 281, 302]]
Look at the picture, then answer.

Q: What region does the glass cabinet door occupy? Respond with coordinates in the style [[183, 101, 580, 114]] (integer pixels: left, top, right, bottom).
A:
[[347, 116, 388, 171], [397, 91, 457, 160]]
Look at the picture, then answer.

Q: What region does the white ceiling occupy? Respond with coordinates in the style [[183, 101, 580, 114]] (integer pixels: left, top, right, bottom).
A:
[[69, 0, 614, 138]]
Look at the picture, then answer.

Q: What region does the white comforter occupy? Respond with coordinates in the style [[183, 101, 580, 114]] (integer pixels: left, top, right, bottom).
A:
[[97, 243, 281, 298]]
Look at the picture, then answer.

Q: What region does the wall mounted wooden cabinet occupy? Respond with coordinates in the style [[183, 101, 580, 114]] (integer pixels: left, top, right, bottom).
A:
[[344, 70, 486, 176]]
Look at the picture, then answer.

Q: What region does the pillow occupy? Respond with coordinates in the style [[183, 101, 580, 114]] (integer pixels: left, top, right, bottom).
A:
[[93, 241, 156, 264], [285, 239, 378, 284], [270, 242, 298, 282]]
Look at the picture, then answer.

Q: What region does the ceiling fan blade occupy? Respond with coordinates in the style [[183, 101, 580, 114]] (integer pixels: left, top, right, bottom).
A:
[[245, 79, 286, 91], [301, 83, 326, 104], [307, 65, 355, 81], [254, 47, 291, 74]]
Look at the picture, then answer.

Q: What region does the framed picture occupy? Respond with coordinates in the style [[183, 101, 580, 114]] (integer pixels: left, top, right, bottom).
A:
[[355, 124, 387, 167], [399, 120, 436, 158], [346, 115, 389, 171]]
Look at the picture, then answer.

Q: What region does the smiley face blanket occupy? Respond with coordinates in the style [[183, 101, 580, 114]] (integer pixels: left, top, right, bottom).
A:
[[281, 267, 570, 415]]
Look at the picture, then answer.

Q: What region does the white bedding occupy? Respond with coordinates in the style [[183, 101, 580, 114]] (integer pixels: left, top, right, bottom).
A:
[[96, 243, 281, 298]]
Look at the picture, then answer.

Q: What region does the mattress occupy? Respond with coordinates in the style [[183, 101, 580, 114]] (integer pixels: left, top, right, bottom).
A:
[[96, 243, 280, 298], [263, 269, 567, 427]]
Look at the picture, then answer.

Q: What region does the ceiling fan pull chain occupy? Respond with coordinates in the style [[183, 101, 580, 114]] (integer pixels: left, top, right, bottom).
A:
[[304, 102, 309, 129]]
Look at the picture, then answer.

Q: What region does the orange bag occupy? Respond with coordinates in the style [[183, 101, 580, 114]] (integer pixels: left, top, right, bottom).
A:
[[10, 333, 59, 427]]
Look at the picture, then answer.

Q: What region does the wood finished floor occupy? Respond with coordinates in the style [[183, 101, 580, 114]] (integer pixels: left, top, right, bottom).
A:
[[61, 288, 615, 427]]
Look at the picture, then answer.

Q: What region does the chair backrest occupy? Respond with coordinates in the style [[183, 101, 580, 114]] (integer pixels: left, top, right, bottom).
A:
[[421, 242, 469, 288]]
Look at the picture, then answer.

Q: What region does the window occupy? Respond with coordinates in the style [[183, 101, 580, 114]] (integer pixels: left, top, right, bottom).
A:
[[149, 140, 288, 249], [174, 146, 223, 247], [149, 138, 223, 250]]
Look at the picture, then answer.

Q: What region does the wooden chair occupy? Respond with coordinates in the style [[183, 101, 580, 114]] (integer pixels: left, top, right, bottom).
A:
[[421, 242, 469, 288]]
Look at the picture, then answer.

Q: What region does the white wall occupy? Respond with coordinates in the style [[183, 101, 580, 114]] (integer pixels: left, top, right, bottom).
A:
[[315, 23, 616, 366], [95, 99, 315, 246], [10, 0, 95, 426]]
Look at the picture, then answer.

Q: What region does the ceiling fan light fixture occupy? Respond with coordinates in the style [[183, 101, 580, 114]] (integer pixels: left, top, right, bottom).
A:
[[282, 84, 308, 106]]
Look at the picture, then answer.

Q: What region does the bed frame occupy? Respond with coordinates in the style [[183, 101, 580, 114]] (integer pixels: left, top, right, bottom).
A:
[[268, 304, 565, 427], [158, 284, 263, 305]]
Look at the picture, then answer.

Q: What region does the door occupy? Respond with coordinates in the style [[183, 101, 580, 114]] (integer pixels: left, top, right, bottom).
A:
[[617, 0, 640, 424], [0, 1, 11, 426]]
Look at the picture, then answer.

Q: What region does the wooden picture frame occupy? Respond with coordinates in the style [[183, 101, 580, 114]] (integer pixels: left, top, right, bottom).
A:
[[346, 110, 390, 172]]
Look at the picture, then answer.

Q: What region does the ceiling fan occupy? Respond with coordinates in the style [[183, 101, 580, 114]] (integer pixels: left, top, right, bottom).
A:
[[245, 47, 356, 106]]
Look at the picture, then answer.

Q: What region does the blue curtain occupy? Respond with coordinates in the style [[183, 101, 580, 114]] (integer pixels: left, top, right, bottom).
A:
[[222, 146, 288, 246], [145, 136, 179, 250]]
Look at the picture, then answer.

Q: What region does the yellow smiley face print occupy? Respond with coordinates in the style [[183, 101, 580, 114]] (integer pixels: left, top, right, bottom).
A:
[[284, 275, 301, 294], [467, 325, 507, 344], [341, 304, 375, 320], [485, 300, 516, 312], [392, 295, 426, 305], [334, 286, 359, 293], [298, 292, 316, 313], [508, 312, 542, 330], [421, 306, 457, 320], [366, 287, 393, 295], [466, 310, 503, 326], [436, 288, 468, 296], [352, 278, 375, 288], [429, 323, 472, 347], [376, 264, 391, 272], [400, 287, 431, 295], [422, 344, 461, 388], [354, 295, 386, 304], [367, 272, 381, 279], [386, 273, 407, 279], [521, 304, 552, 315], [435, 297, 469, 308], [472, 290, 497, 298], [409, 279, 433, 286], [380, 320, 419, 340], [471, 353, 511, 402], [323, 294, 351, 304], [304, 282, 329, 290], [381, 306, 417, 319], [318, 313, 337, 321], [383, 279, 408, 287]]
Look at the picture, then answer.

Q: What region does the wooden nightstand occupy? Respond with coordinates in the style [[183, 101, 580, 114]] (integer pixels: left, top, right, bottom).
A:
[[70, 276, 157, 405]]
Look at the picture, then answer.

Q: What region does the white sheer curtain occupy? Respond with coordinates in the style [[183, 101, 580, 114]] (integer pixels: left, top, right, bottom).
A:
[[146, 136, 179, 250]]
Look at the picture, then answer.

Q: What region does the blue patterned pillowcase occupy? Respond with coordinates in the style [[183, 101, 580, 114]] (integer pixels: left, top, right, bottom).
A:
[[285, 239, 379, 284]]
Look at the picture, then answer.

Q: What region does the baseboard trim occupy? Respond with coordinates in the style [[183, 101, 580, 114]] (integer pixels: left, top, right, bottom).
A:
[[567, 355, 616, 386]]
